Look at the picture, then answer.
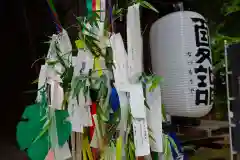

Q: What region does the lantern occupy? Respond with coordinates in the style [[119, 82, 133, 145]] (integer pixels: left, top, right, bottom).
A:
[[150, 11, 214, 117]]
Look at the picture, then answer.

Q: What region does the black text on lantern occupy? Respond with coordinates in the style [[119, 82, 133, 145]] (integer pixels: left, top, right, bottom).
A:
[[191, 17, 214, 106]]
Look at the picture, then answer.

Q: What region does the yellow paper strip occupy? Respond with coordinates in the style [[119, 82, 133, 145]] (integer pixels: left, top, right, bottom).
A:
[[96, 0, 100, 16], [116, 136, 122, 160], [83, 147, 87, 160], [84, 137, 93, 160], [94, 57, 103, 76], [75, 40, 85, 49]]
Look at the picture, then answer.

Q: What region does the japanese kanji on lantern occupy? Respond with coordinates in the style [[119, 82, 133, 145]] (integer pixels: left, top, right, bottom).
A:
[[150, 11, 214, 117]]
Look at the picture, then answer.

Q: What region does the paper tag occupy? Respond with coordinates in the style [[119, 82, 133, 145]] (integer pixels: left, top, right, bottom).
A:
[[100, 0, 106, 21], [75, 40, 85, 49], [75, 50, 93, 75], [146, 85, 163, 152], [79, 106, 92, 126], [71, 108, 84, 132], [56, 29, 72, 55], [71, 104, 92, 128], [129, 84, 146, 118], [110, 34, 129, 86], [46, 67, 62, 82], [72, 56, 77, 66], [59, 142, 72, 159], [90, 115, 99, 148], [47, 34, 57, 60], [132, 119, 150, 157], [51, 81, 64, 110], [127, 4, 143, 82], [45, 150, 54, 160], [47, 79, 63, 110], [68, 99, 84, 133], [116, 91, 129, 131], [45, 143, 72, 160]]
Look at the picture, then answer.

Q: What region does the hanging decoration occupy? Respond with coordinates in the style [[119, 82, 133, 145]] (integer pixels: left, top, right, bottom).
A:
[[150, 11, 214, 117], [16, 0, 182, 159], [46, 0, 62, 32]]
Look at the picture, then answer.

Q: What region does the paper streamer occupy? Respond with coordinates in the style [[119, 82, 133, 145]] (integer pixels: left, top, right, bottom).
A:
[[46, 0, 62, 32], [146, 85, 163, 152], [116, 136, 122, 160], [127, 4, 143, 82]]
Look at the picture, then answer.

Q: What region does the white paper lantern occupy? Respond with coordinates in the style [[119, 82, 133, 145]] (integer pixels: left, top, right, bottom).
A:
[[150, 11, 214, 117]]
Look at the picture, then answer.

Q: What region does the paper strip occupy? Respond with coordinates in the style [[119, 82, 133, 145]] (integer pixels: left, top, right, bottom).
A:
[[146, 85, 163, 152], [127, 4, 143, 82], [129, 84, 146, 118], [132, 119, 150, 157]]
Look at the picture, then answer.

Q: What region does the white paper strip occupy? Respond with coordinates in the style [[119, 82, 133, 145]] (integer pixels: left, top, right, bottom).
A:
[[56, 29, 72, 56], [69, 52, 93, 130], [46, 78, 64, 110], [110, 34, 129, 86], [127, 4, 143, 82], [100, 0, 106, 21], [146, 85, 163, 152], [68, 99, 84, 133], [129, 84, 146, 118], [115, 91, 129, 157], [59, 142, 72, 160], [75, 50, 93, 76], [132, 118, 150, 157]]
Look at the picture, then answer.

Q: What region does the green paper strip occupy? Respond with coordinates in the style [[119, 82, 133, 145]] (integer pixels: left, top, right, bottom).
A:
[[86, 0, 93, 16], [152, 152, 159, 160], [48, 0, 57, 13]]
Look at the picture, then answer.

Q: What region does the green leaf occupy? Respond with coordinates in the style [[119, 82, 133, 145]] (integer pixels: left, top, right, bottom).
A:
[[17, 103, 71, 160], [162, 104, 167, 121], [32, 119, 51, 144], [46, 60, 60, 66], [55, 110, 72, 146], [32, 78, 39, 84], [139, 1, 159, 13], [17, 103, 46, 151], [97, 104, 109, 122], [144, 100, 150, 110], [27, 136, 49, 160]]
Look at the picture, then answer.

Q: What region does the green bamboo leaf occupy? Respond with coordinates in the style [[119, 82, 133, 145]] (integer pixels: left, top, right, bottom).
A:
[[32, 78, 39, 84], [139, 1, 159, 13], [112, 6, 124, 16], [40, 115, 47, 122], [46, 60, 60, 66], [54, 43, 68, 69], [149, 133, 156, 142], [129, 141, 135, 151], [32, 119, 51, 144], [144, 100, 150, 110], [162, 104, 167, 121], [97, 105, 109, 122]]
